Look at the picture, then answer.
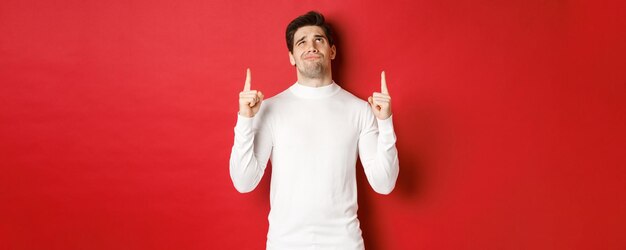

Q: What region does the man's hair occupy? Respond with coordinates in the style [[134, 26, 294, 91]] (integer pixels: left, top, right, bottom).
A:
[[285, 11, 335, 53]]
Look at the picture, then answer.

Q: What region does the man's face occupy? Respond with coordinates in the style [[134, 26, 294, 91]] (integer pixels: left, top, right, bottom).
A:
[[289, 25, 336, 79]]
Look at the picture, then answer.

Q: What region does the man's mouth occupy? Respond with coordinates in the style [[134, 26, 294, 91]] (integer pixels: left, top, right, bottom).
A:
[[303, 54, 321, 60]]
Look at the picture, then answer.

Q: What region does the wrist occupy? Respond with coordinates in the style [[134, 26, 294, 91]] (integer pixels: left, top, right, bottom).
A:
[[238, 110, 254, 118], [377, 112, 392, 120]]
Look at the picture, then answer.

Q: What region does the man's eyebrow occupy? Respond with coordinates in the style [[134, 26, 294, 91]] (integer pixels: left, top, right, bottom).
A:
[[295, 34, 327, 44], [295, 36, 307, 44]]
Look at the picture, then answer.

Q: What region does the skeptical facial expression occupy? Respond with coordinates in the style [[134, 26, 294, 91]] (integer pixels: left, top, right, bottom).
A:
[[289, 25, 336, 79]]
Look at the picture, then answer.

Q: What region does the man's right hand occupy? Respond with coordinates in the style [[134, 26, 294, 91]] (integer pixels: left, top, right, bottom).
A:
[[238, 68, 264, 118]]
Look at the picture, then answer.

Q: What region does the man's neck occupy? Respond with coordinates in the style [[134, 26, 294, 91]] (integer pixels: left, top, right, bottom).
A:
[[296, 73, 333, 88]]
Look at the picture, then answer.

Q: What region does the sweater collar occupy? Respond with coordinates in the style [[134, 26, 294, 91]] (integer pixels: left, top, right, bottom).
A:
[[289, 81, 341, 99]]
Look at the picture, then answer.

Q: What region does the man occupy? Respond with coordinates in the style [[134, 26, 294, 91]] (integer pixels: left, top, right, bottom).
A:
[[229, 11, 399, 250]]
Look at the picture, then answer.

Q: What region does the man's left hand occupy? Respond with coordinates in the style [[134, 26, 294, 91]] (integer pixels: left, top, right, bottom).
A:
[[368, 71, 392, 120]]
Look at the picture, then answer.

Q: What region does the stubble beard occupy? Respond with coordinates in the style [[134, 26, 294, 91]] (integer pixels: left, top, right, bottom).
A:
[[297, 60, 326, 79]]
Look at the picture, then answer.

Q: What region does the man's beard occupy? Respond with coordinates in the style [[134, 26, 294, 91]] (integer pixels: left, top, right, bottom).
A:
[[297, 61, 326, 79]]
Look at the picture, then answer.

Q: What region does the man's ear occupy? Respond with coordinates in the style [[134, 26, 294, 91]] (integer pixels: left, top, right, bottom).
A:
[[330, 45, 336, 60], [289, 52, 296, 66]]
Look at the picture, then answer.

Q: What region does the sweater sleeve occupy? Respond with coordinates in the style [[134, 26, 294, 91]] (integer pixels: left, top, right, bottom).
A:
[[357, 104, 400, 195], [229, 107, 273, 193]]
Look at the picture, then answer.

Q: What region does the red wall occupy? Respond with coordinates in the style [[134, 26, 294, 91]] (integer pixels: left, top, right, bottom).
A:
[[1, 0, 625, 249]]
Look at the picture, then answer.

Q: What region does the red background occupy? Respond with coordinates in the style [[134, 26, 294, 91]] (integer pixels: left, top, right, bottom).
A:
[[1, 0, 625, 249]]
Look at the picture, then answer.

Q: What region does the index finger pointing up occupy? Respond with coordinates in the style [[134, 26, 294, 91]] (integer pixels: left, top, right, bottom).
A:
[[244, 68, 251, 91], [381, 71, 389, 94]]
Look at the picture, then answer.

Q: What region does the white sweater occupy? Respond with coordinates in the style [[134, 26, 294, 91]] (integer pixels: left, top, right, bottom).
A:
[[229, 82, 399, 250]]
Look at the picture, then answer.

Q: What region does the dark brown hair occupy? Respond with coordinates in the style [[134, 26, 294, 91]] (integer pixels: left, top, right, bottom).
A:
[[285, 11, 335, 53]]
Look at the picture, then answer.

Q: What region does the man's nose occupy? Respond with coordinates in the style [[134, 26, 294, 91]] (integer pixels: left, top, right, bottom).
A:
[[307, 43, 318, 53]]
